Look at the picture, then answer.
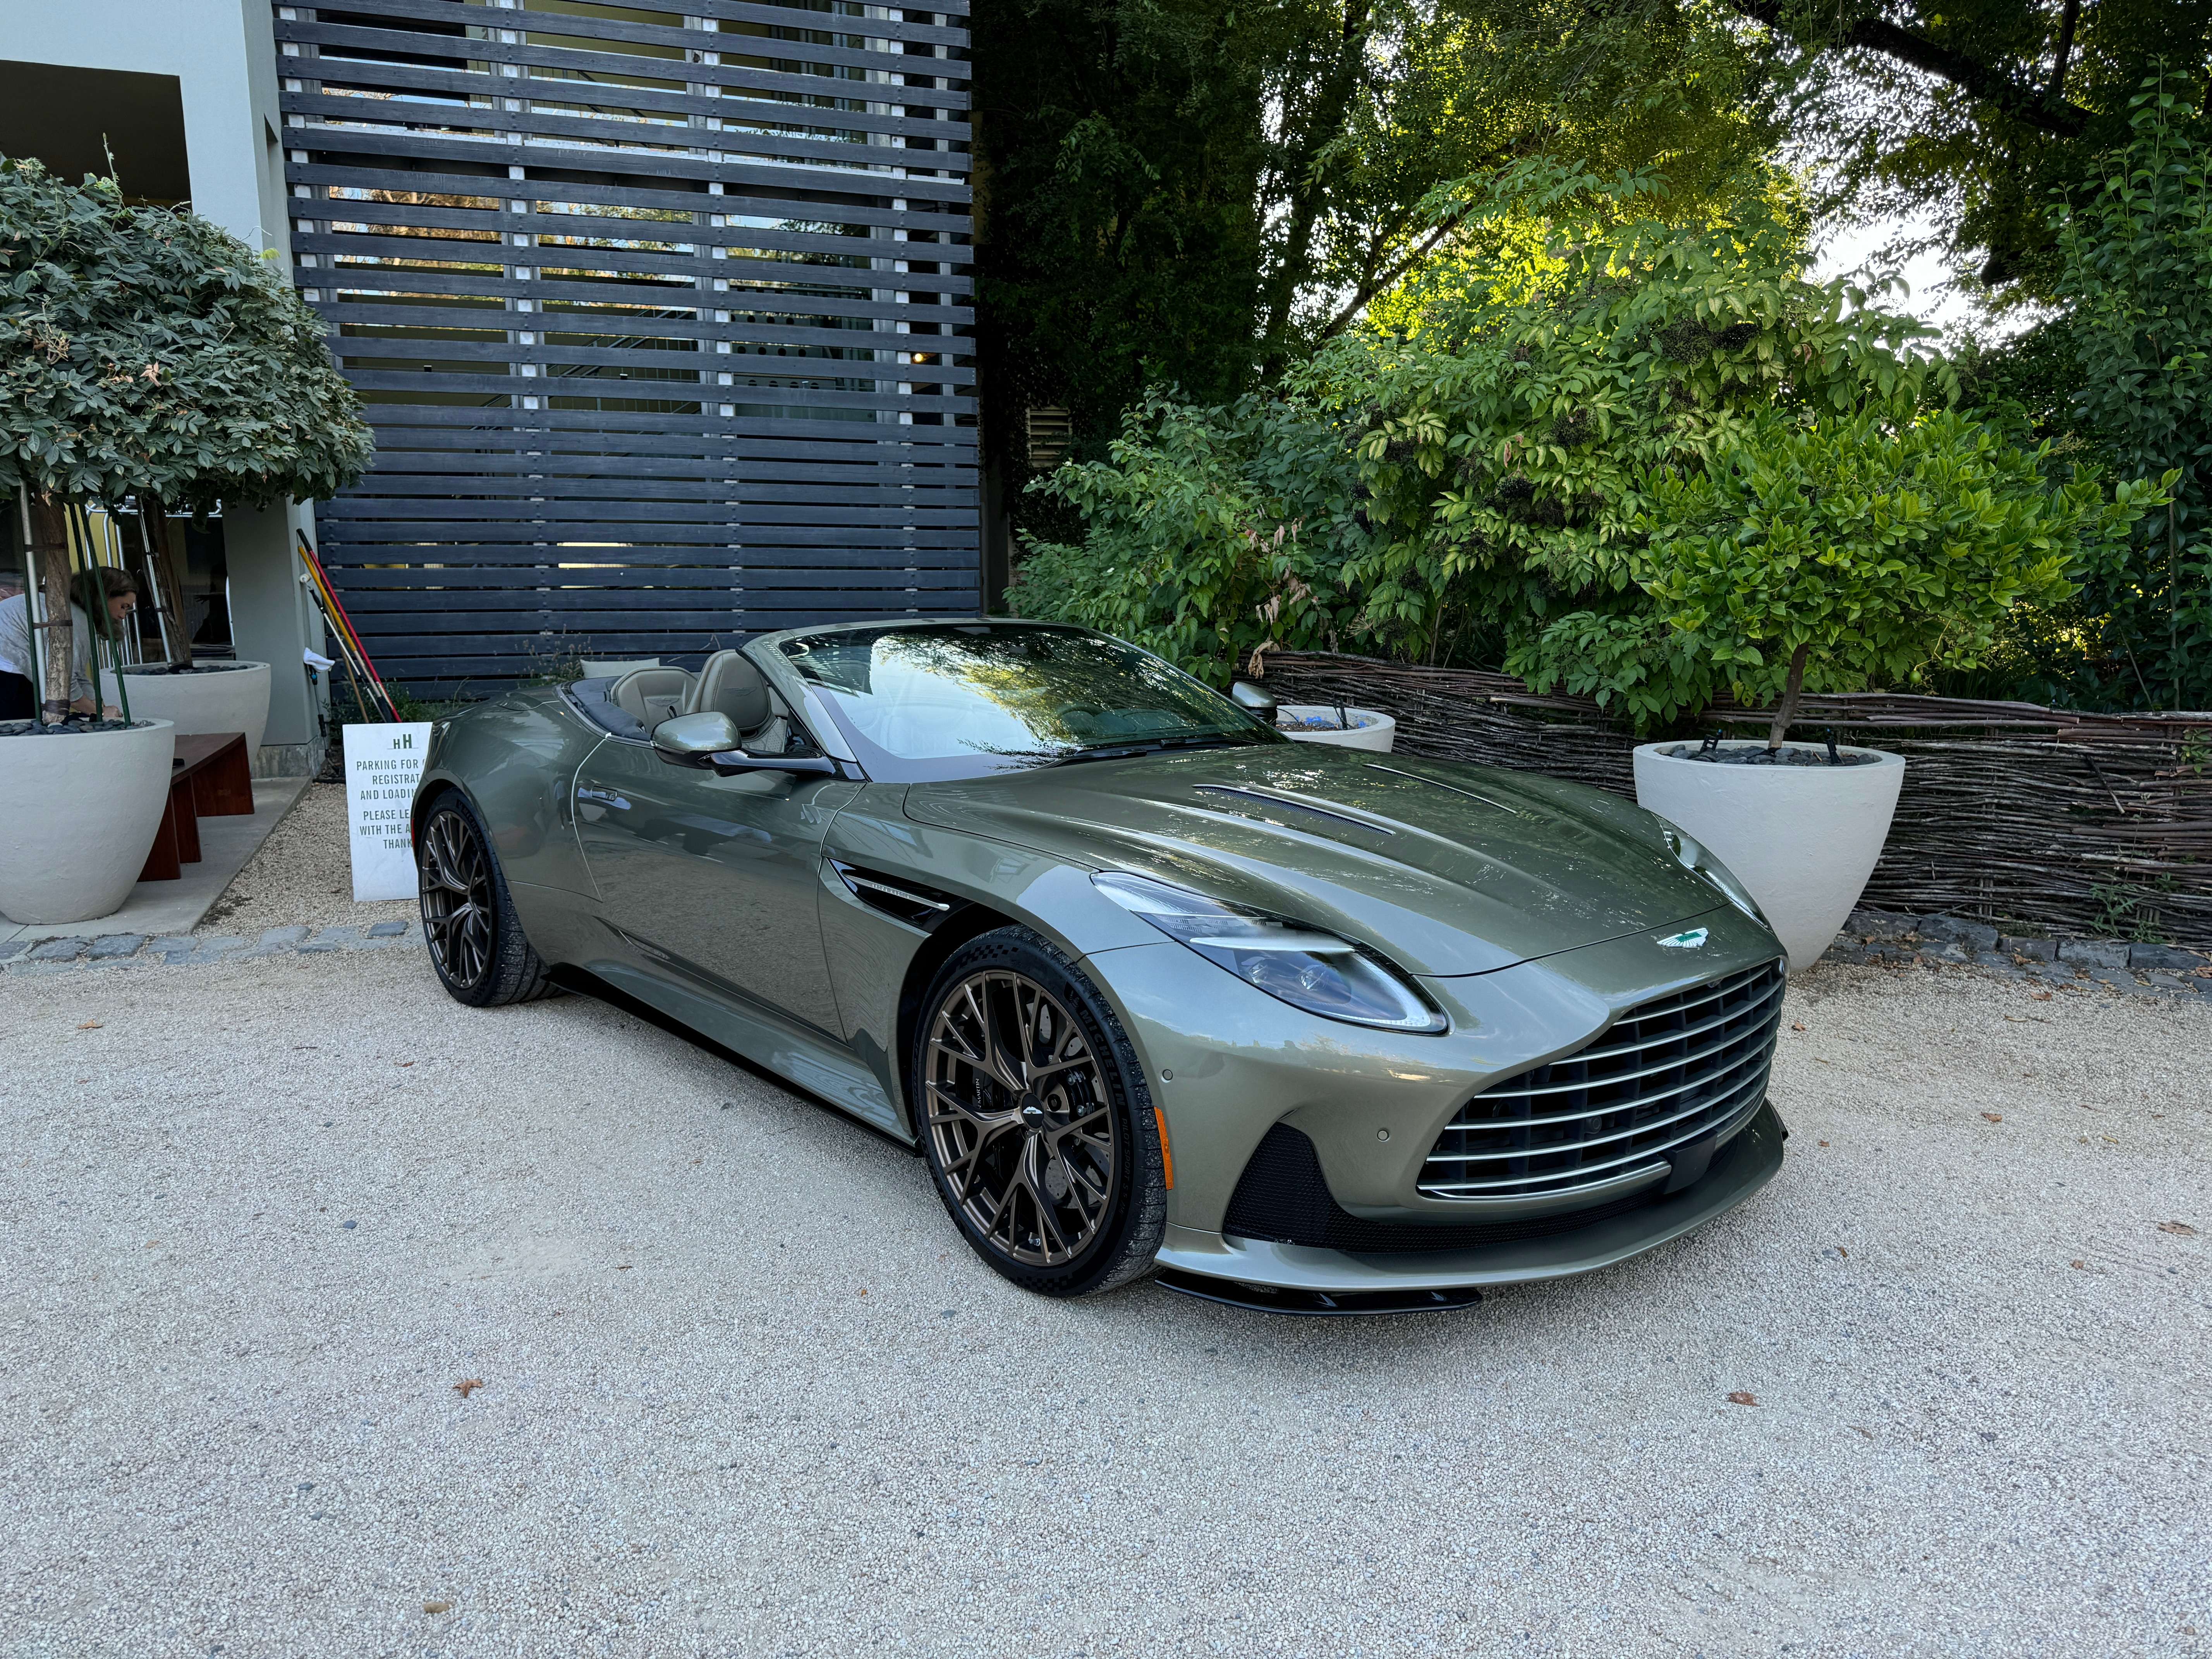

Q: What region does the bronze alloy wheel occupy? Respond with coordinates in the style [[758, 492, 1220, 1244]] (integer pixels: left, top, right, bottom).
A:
[[924, 967, 1120, 1267], [419, 805, 495, 991]]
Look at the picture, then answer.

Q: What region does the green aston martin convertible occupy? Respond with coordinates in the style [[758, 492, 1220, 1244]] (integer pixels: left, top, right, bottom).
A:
[[411, 619, 1788, 1314]]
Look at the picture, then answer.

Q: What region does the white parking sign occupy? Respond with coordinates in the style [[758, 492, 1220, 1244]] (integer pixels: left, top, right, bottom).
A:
[[346, 722, 432, 902]]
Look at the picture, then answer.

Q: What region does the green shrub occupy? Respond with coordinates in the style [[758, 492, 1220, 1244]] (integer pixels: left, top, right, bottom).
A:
[[1011, 393, 1364, 684]]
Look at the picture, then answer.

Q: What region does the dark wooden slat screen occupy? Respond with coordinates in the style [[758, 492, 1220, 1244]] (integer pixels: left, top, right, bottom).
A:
[[274, 0, 975, 692]]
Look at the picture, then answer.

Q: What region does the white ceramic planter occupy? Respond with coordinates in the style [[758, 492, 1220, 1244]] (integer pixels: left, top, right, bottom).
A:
[[1277, 704, 1397, 753], [0, 719, 177, 924], [119, 661, 272, 760], [1633, 738, 1906, 973]]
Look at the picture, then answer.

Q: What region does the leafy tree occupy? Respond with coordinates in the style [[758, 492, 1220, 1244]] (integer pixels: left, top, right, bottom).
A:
[[1254, 0, 1769, 374], [1013, 162, 2171, 733], [1722, 0, 2211, 297], [973, 0, 1771, 543], [1952, 316, 2081, 440], [1628, 408, 2166, 745], [2051, 78, 2212, 708], [0, 158, 372, 715], [1327, 161, 1947, 717]]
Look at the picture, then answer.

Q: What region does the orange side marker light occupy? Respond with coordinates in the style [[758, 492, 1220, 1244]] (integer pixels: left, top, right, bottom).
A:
[[1153, 1104, 1175, 1189]]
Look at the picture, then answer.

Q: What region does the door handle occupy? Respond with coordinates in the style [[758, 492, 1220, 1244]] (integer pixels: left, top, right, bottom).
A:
[[577, 787, 630, 810]]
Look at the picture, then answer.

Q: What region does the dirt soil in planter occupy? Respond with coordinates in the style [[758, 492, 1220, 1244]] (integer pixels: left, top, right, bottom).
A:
[[0, 718, 143, 736], [1657, 742, 1881, 766]]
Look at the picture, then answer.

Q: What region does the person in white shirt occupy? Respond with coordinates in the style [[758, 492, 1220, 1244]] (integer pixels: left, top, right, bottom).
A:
[[0, 567, 139, 721]]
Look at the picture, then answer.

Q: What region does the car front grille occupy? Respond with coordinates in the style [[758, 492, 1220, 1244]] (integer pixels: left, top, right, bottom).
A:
[[1419, 959, 1786, 1200]]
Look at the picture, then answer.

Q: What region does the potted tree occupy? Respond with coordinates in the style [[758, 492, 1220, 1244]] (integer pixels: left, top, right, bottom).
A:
[[1628, 407, 2167, 970], [118, 486, 273, 758], [0, 159, 371, 925]]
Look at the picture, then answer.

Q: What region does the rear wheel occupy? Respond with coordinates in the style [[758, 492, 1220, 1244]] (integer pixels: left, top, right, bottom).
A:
[[417, 789, 558, 1007], [913, 929, 1165, 1298]]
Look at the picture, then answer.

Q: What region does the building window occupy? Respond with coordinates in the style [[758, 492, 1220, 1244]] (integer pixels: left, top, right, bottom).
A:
[[0, 60, 190, 206]]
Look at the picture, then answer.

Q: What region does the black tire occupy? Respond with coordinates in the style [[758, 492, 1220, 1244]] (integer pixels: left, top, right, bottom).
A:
[[417, 788, 560, 1008], [912, 927, 1166, 1298]]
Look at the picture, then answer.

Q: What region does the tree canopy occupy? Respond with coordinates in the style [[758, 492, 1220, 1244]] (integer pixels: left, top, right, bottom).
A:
[[973, 0, 1771, 541], [1251, 0, 1769, 373], [0, 157, 372, 511], [987, 8, 2210, 714], [1728, 0, 2212, 296]]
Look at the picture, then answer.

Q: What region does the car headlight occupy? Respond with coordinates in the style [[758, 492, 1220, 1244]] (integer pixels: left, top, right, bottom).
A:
[[1093, 871, 1445, 1033], [1664, 830, 1767, 924]]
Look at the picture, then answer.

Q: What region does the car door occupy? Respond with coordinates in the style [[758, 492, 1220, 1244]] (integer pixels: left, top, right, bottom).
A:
[[571, 737, 859, 1036]]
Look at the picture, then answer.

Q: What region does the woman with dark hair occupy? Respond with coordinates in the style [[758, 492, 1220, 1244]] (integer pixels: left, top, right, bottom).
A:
[[0, 567, 140, 721]]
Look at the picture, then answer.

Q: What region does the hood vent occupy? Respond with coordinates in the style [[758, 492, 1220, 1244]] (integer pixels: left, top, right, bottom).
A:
[[1191, 785, 1395, 837]]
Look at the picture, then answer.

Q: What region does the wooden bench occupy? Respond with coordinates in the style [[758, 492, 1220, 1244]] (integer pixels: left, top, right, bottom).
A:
[[138, 732, 255, 883]]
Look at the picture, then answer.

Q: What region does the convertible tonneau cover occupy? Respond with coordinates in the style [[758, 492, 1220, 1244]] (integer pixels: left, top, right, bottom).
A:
[[565, 676, 651, 740]]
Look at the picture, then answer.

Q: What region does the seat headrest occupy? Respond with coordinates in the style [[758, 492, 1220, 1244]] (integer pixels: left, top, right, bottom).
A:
[[690, 649, 771, 732], [610, 666, 694, 728]]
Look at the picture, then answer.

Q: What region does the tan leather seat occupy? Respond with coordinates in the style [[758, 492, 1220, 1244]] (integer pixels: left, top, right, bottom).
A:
[[610, 666, 694, 728], [689, 649, 788, 752]]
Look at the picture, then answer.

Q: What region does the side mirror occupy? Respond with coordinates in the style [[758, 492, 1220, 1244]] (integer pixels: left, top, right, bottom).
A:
[[1230, 681, 1278, 718], [652, 711, 740, 758]]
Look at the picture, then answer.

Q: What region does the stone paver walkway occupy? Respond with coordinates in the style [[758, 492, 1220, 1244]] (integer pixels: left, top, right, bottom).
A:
[[2, 919, 419, 974]]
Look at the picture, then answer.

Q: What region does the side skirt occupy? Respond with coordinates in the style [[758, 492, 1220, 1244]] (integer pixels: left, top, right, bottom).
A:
[[548, 962, 915, 1146]]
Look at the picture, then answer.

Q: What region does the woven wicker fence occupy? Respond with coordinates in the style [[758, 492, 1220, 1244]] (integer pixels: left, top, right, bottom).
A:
[[1255, 653, 2212, 948]]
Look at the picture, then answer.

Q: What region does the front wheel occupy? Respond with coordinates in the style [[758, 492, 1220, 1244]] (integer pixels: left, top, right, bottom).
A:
[[417, 789, 559, 1007], [912, 928, 1166, 1298]]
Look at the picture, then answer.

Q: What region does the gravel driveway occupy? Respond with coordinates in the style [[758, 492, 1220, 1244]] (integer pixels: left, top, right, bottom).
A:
[[2, 946, 2205, 1657]]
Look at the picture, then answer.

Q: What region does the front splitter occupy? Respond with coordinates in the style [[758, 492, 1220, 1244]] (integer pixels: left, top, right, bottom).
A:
[[1155, 1269, 1484, 1316]]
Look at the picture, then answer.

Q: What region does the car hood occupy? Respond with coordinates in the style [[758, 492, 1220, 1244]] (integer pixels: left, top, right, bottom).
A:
[[901, 745, 1728, 975]]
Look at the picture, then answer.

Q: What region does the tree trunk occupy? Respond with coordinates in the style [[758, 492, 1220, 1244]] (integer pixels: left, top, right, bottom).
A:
[[2047, 0, 2081, 104], [23, 493, 76, 724], [1255, 0, 1375, 379], [1767, 642, 1811, 750], [136, 494, 193, 668]]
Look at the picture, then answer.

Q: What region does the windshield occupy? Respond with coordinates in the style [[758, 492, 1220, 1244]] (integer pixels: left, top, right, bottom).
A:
[[775, 623, 1284, 781]]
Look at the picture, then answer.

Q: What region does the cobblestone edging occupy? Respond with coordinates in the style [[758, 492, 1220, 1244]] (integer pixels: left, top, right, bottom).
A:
[[0, 921, 421, 975], [1822, 910, 2212, 998]]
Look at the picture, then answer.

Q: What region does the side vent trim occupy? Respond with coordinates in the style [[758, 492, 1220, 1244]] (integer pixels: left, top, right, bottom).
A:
[[830, 861, 964, 933]]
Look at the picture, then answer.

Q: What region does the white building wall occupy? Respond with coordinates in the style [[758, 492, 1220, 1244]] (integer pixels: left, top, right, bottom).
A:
[[0, 0, 285, 256], [0, 0, 333, 771]]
